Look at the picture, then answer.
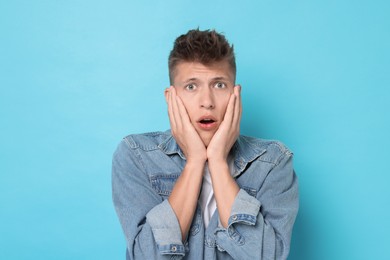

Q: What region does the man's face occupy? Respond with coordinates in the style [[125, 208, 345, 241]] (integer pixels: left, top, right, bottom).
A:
[[172, 61, 235, 146]]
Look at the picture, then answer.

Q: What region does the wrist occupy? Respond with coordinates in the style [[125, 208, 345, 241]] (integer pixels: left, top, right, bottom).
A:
[[207, 157, 228, 168], [186, 157, 207, 167], [207, 151, 228, 163]]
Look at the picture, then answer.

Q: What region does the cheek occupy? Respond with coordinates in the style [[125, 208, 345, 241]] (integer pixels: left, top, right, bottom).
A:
[[179, 97, 196, 120], [186, 107, 197, 122]]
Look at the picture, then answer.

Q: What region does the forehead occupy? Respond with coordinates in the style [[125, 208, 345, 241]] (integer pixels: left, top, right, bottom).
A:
[[173, 61, 235, 84]]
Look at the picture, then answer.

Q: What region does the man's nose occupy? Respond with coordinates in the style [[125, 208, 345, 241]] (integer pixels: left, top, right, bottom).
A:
[[200, 87, 215, 109]]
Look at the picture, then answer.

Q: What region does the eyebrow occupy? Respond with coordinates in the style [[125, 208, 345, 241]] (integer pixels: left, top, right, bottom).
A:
[[212, 76, 229, 81], [182, 76, 229, 84], [184, 78, 198, 83]]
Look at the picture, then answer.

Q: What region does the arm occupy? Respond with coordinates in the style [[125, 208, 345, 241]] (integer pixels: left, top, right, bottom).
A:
[[207, 85, 241, 227], [165, 86, 206, 241], [168, 161, 204, 241]]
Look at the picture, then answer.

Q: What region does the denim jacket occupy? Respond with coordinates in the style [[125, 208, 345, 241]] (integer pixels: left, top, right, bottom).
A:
[[112, 131, 299, 260]]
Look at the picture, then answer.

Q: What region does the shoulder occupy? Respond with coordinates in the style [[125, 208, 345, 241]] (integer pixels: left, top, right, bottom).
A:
[[237, 135, 293, 165], [112, 130, 173, 166], [120, 130, 171, 151]]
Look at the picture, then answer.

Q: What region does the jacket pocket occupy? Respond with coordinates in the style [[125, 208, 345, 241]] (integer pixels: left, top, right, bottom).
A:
[[149, 174, 180, 198]]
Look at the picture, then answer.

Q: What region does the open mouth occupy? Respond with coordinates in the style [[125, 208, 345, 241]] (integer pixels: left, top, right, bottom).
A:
[[199, 118, 215, 125], [197, 117, 217, 130]]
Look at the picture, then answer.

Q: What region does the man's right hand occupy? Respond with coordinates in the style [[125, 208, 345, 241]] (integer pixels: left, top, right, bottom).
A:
[[165, 86, 207, 164]]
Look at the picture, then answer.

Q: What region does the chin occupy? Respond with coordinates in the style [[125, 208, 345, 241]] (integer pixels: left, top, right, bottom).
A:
[[200, 134, 214, 147]]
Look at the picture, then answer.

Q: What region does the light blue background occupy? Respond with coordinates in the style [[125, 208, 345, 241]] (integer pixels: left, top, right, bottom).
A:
[[1, 1, 389, 259]]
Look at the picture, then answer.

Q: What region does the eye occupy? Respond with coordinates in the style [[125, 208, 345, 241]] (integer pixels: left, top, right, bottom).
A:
[[214, 82, 226, 89], [185, 84, 196, 91]]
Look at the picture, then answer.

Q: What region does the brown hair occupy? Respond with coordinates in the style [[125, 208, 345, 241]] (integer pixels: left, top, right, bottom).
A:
[[168, 29, 236, 84]]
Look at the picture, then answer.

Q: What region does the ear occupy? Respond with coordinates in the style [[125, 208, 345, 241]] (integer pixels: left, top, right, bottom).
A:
[[164, 86, 172, 103], [234, 84, 241, 95]]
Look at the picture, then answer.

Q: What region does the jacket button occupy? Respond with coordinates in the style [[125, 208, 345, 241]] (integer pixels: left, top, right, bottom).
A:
[[171, 246, 177, 252], [232, 215, 238, 220]]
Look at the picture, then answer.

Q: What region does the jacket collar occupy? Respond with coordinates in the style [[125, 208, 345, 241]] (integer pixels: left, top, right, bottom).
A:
[[158, 131, 267, 176], [158, 132, 186, 160], [230, 136, 266, 176]]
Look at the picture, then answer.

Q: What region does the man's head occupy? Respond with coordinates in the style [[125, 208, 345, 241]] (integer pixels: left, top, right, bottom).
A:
[[167, 29, 239, 147], [168, 29, 236, 84]]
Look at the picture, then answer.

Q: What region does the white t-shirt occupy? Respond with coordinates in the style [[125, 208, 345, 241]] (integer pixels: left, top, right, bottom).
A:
[[199, 156, 235, 228]]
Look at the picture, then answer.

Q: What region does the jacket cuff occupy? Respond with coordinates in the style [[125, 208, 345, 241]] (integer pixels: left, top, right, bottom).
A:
[[219, 189, 261, 228], [146, 199, 185, 256]]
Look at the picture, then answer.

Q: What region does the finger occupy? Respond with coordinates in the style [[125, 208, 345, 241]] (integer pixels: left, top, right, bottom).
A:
[[171, 87, 183, 130], [224, 92, 236, 127], [175, 94, 192, 126], [233, 85, 242, 125]]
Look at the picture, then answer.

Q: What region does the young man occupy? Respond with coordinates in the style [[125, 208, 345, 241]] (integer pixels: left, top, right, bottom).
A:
[[112, 29, 299, 260]]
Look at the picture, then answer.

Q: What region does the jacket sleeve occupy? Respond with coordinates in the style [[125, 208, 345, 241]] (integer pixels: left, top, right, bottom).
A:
[[112, 138, 185, 259], [214, 150, 299, 260]]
